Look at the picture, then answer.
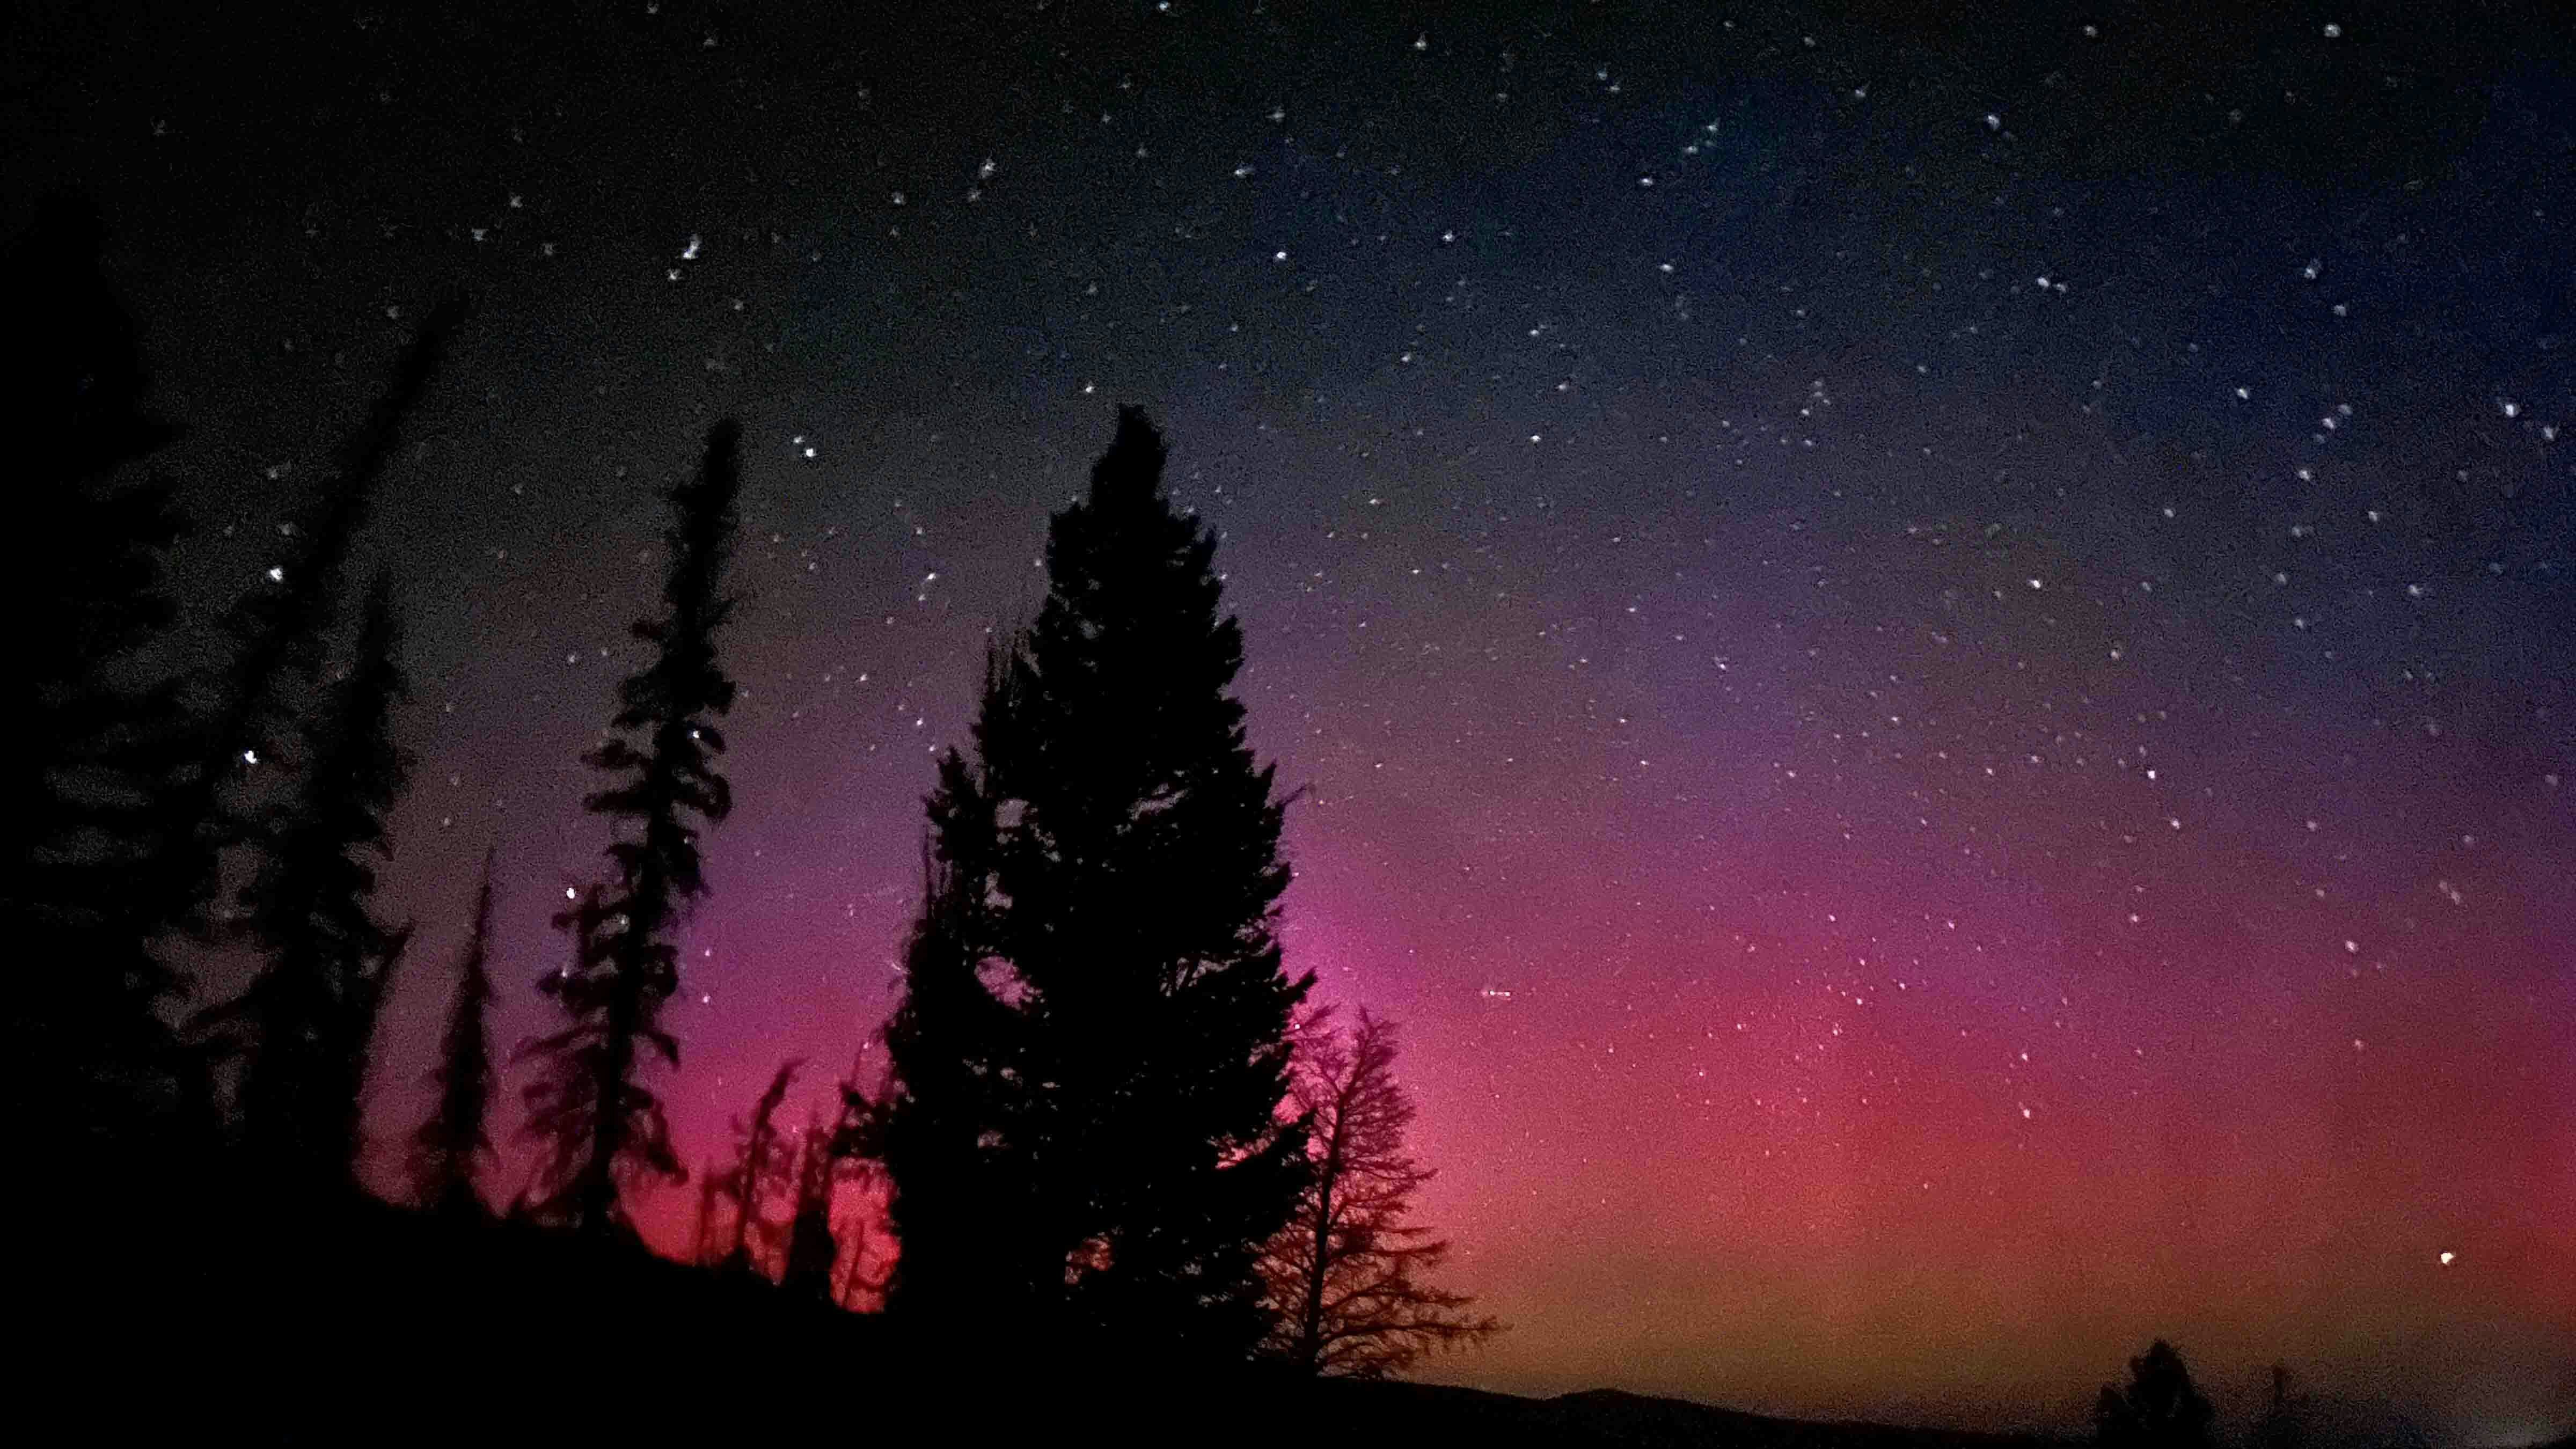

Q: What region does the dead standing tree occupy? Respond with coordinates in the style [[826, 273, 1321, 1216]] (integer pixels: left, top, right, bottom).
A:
[[1261, 1008, 1500, 1377]]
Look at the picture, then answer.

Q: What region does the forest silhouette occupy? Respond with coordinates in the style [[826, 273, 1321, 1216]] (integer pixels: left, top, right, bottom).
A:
[[11, 197, 2560, 1449]]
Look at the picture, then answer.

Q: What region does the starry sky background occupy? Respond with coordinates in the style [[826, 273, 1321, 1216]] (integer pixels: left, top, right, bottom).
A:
[[9, 0, 2572, 1438]]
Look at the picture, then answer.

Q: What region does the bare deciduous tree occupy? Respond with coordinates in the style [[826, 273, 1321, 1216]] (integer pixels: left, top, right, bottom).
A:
[[1261, 1008, 1499, 1377]]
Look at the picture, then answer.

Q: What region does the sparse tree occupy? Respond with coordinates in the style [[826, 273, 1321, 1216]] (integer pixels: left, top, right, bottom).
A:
[[875, 407, 1313, 1363], [698, 1058, 874, 1300], [2097, 1339, 2217, 1448], [1261, 1008, 1500, 1377], [522, 419, 741, 1241], [779, 1121, 841, 1302], [821, 1057, 897, 1310], [776, 1056, 886, 1304], [409, 849, 499, 1217], [2250, 1362, 2311, 1449], [691, 1158, 729, 1267], [718, 1057, 804, 1272], [206, 579, 415, 1193]]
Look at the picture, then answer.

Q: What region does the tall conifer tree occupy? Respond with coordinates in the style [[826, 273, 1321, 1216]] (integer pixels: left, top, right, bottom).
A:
[[410, 848, 499, 1216], [211, 577, 415, 1192], [879, 407, 1312, 1362], [523, 419, 741, 1241], [872, 784, 1036, 1326], [3, 192, 204, 1187], [182, 299, 462, 937]]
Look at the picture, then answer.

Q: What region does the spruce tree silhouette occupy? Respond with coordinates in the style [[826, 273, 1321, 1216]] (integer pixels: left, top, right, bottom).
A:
[[409, 848, 500, 1217], [872, 798, 1034, 1328], [205, 576, 416, 1196], [182, 297, 462, 935], [3, 191, 207, 1218], [522, 419, 742, 1242], [1260, 1008, 1501, 1377], [2096, 1339, 2218, 1447], [877, 406, 1314, 1366]]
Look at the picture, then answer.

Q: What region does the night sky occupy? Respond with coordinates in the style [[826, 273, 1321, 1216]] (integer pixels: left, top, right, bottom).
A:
[[11, 1, 2572, 1438]]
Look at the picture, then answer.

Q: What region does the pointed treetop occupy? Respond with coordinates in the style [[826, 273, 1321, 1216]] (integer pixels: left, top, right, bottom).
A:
[[387, 295, 469, 399], [356, 572, 402, 662], [1089, 405, 1168, 506], [11, 188, 178, 478]]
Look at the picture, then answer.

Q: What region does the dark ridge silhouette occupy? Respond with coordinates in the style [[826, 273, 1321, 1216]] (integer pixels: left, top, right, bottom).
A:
[[873, 405, 1314, 1366], [36, 1187, 2091, 1447], [522, 416, 742, 1241], [1345, 1384, 2082, 1448], [57, 1185, 2553, 1449]]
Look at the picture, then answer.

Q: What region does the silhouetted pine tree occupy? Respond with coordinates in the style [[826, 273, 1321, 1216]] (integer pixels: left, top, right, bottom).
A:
[[522, 419, 741, 1241], [2, 191, 206, 1191], [870, 790, 1035, 1327], [206, 577, 415, 1194], [877, 406, 1313, 1363], [409, 848, 499, 1217], [2097, 1340, 2218, 1448], [181, 299, 462, 934], [1259, 1008, 1500, 1377]]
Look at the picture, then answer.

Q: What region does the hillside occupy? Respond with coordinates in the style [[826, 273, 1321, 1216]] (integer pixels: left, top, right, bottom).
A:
[[1301, 1382, 2073, 1448], [36, 1198, 2560, 1447]]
